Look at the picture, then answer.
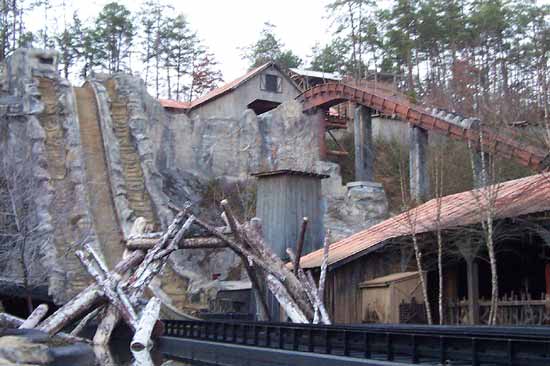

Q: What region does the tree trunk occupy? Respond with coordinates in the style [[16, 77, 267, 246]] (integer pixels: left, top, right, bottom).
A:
[[412, 234, 433, 325], [19, 304, 48, 329], [71, 307, 102, 337], [266, 275, 308, 324], [131, 297, 161, 351], [93, 306, 120, 345], [37, 285, 103, 335]]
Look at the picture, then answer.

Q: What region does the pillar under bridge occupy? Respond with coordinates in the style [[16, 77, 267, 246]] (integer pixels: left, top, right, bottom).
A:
[[409, 126, 430, 203]]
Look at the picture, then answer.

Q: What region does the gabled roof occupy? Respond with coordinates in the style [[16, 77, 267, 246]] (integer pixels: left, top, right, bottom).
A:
[[299, 173, 550, 270], [159, 62, 300, 111]]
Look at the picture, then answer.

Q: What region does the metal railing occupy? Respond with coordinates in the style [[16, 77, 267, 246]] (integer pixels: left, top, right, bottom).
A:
[[163, 319, 550, 365]]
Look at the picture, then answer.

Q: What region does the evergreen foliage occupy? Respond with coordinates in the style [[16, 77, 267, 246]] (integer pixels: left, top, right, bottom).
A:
[[242, 22, 302, 69], [0, 0, 224, 101]]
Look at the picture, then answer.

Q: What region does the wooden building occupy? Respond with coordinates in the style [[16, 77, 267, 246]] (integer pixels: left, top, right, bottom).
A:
[[299, 173, 550, 325], [254, 169, 328, 320], [360, 271, 425, 324], [160, 62, 301, 119]]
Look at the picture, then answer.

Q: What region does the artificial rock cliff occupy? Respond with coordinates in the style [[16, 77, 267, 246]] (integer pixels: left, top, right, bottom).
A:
[[0, 48, 388, 311]]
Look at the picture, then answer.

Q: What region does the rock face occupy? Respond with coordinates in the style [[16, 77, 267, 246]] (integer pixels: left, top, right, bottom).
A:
[[0, 49, 97, 303], [317, 161, 389, 241], [0, 48, 388, 311], [156, 98, 320, 180]]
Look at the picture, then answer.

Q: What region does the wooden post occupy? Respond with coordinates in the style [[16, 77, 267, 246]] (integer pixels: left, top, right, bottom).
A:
[[457, 239, 480, 325], [293, 217, 308, 274], [466, 259, 480, 324]]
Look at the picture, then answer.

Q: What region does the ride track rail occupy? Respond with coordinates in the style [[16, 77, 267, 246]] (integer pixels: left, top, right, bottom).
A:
[[296, 83, 549, 172], [162, 319, 550, 366]]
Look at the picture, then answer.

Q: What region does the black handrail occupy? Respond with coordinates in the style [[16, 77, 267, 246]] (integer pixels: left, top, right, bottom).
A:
[[162, 319, 550, 366]]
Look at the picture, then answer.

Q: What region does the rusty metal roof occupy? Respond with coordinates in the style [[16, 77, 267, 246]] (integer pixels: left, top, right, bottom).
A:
[[159, 99, 191, 109], [300, 173, 550, 270], [160, 62, 291, 111]]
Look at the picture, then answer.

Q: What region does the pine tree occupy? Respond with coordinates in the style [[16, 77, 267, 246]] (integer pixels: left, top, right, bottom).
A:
[[55, 11, 82, 79], [242, 22, 302, 69], [309, 39, 349, 73], [93, 2, 134, 73]]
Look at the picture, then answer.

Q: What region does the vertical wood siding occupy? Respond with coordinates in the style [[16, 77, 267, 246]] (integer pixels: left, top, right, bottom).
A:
[[256, 173, 324, 320], [256, 175, 324, 257]]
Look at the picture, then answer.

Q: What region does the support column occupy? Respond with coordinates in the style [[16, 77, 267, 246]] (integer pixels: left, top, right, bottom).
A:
[[354, 105, 374, 181], [409, 126, 430, 202], [311, 109, 327, 161], [466, 258, 480, 324], [457, 240, 480, 325]]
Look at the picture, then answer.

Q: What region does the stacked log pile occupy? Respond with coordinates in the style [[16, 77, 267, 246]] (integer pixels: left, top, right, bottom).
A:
[[0, 200, 331, 348]]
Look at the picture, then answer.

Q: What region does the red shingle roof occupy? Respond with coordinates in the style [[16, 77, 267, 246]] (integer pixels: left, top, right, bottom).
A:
[[300, 173, 550, 270]]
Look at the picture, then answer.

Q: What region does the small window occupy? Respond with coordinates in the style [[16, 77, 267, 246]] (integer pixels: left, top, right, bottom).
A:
[[38, 56, 54, 65], [261, 73, 282, 93]]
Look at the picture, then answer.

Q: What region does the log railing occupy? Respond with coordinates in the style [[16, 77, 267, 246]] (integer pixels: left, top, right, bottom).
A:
[[447, 294, 550, 325]]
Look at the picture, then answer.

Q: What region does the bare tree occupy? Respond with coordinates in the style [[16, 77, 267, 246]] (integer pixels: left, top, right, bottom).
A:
[[433, 145, 445, 325], [0, 151, 48, 314], [398, 155, 433, 325], [467, 129, 501, 325]]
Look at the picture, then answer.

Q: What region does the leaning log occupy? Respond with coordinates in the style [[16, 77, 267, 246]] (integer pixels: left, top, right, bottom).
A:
[[94, 218, 149, 345], [266, 275, 308, 323], [126, 215, 195, 302], [70, 307, 102, 337], [19, 304, 48, 329], [243, 219, 314, 320], [75, 250, 138, 330], [192, 208, 313, 321], [306, 271, 331, 325], [1, 312, 91, 344], [93, 306, 120, 345], [37, 285, 104, 335], [130, 297, 161, 351], [37, 246, 145, 336]]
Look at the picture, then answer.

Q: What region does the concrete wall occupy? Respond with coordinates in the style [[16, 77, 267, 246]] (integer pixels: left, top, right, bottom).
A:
[[188, 65, 300, 120]]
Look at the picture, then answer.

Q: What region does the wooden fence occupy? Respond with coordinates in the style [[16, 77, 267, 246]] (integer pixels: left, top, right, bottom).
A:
[[447, 293, 550, 325]]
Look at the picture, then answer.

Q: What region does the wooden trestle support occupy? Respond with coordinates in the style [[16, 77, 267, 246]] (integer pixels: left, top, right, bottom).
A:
[[0, 200, 332, 348]]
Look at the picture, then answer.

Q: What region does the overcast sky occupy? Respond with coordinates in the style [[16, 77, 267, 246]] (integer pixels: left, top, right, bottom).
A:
[[36, 0, 333, 81], [31, 0, 550, 83]]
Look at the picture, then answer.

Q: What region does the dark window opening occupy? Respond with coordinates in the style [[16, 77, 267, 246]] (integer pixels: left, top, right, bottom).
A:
[[261, 73, 282, 93], [265, 74, 278, 92], [247, 99, 281, 115], [38, 57, 54, 65]]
